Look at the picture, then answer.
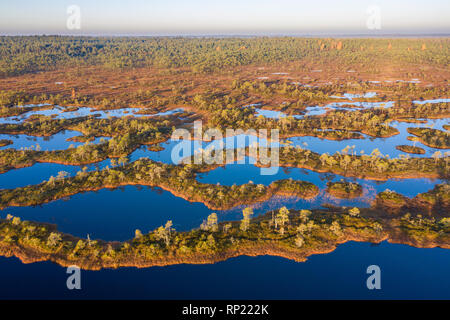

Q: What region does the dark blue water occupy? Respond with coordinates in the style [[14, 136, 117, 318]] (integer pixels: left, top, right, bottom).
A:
[[0, 241, 448, 299], [0, 130, 109, 151], [198, 160, 443, 197], [0, 106, 185, 124], [0, 161, 111, 189], [4, 186, 215, 241], [0, 107, 448, 299], [0, 152, 444, 241], [286, 119, 449, 158], [1, 117, 448, 189], [2, 159, 443, 241]]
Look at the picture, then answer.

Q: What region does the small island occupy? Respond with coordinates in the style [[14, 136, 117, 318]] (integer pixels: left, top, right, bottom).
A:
[[407, 127, 450, 149], [326, 180, 363, 199], [0, 139, 12, 147], [396, 145, 426, 154]]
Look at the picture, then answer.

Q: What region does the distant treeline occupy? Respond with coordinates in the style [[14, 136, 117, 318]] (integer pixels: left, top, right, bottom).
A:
[[0, 36, 449, 76]]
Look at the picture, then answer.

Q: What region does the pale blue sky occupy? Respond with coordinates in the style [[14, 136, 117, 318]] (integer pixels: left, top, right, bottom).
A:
[[1, 0, 449, 35]]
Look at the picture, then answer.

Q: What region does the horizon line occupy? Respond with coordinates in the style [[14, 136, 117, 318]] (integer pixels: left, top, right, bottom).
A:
[[1, 33, 450, 38]]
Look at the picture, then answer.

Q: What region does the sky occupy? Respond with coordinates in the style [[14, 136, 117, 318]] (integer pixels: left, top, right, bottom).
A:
[[0, 0, 449, 36]]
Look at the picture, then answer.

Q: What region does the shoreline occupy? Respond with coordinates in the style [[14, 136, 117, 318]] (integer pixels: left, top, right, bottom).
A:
[[0, 216, 447, 271]]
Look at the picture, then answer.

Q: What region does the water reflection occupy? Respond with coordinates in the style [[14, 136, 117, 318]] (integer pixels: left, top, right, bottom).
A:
[[0, 105, 185, 124]]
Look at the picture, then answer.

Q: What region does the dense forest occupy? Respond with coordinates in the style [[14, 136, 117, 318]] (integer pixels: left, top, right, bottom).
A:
[[1, 36, 449, 77]]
